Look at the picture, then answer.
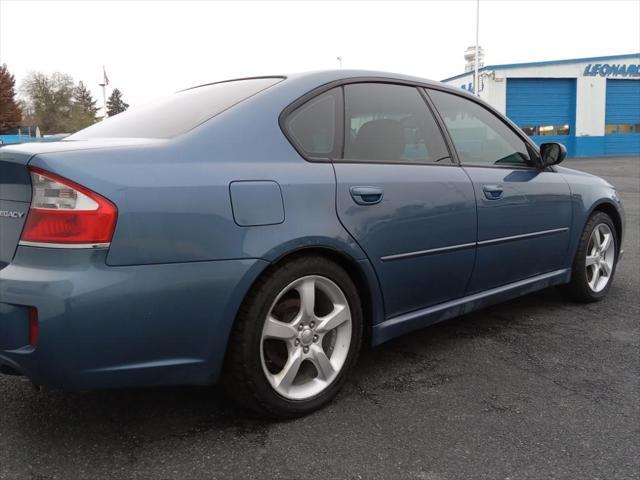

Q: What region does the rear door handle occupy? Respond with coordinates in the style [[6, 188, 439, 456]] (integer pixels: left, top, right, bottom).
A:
[[482, 184, 504, 200], [350, 186, 384, 205]]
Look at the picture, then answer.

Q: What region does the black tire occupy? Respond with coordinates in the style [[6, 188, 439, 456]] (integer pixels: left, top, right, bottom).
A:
[[222, 255, 363, 418], [565, 211, 618, 302]]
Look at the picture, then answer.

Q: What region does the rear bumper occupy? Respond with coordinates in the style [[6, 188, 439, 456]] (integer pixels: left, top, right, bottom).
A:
[[0, 246, 266, 389]]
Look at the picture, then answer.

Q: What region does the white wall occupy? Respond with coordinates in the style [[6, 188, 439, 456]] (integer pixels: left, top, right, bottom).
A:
[[442, 56, 639, 137], [439, 72, 506, 112], [576, 76, 606, 136], [484, 77, 506, 114]]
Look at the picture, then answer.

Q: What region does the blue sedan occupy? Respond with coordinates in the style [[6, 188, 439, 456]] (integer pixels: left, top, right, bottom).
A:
[[0, 71, 625, 417]]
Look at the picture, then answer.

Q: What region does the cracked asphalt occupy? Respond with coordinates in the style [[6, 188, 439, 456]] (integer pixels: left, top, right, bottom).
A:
[[1, 157, 638, 480]]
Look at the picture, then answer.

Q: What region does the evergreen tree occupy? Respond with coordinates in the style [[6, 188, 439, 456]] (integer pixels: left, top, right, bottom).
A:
[[70, 81, 98, 130], [0, 64, 22, 132], [74, 81, 98, 116], [106, 88, 129, 116]]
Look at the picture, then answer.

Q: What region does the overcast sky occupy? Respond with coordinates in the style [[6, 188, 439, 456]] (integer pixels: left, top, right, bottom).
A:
[[1, 0, 638, 108]]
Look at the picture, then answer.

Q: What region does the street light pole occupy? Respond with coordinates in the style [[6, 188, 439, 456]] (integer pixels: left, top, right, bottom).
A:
[[99, 83, 107, 120], [337, 56, 342, 69], [474, 0, 480, 97]]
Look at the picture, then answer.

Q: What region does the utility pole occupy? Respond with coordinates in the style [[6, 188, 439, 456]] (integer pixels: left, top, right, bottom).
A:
[[474, 0, 480, 96]]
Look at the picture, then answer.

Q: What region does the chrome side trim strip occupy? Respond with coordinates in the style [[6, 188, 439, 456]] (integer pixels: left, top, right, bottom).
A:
[[477, 227, 569, 246], [380, 227, 569, 261], [380, 242, 476, 261], [18, 241, 110, 249]]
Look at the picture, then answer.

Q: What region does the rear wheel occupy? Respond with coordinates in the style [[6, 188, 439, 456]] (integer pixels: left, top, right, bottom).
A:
[[565, 212, 618, 302], [222, 255, 362, 418]]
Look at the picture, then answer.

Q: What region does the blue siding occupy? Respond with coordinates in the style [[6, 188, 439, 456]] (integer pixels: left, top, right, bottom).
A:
[[0, 134, 34, 145], [574, 136, 605, 157], [604, 134, 640, 155], [605, 79, 640, 124], [574, 135, 640, 158], [506, 78, 576, 156], [605, 79, 640, 156], [0, 135, 65, 145]]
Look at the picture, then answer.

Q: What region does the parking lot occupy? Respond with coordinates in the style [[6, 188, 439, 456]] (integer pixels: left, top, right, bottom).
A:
[[0, 157, 638, 480]]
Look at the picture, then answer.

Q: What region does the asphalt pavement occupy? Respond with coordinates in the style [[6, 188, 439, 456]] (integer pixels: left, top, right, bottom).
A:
[[1, 156, 638, 480]]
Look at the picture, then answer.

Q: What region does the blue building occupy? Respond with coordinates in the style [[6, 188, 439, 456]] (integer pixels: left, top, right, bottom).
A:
[[442, 53, 640, 158]]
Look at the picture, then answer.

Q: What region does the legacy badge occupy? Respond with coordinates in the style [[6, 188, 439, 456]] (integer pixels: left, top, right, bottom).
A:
[[0, 210, 25, 219]]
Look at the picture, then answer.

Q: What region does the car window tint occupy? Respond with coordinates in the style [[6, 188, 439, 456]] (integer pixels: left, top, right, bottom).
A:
[[68, 77, 282, 139], [343, 83, 450, 163], [285, 88, 339, 157], [428, 89, 531, 166]]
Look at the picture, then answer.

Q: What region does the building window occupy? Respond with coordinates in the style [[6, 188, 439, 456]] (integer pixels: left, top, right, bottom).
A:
[[520, 125, 571, 136], [605, 124, 640, 135]]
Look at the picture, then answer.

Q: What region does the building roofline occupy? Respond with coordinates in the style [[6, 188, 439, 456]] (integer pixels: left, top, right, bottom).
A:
[[441, 52, 640, 82]]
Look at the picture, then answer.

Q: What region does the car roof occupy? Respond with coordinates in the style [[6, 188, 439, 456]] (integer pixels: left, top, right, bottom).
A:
[[285, 69, 442, 85], [190, 69, 469, 98]]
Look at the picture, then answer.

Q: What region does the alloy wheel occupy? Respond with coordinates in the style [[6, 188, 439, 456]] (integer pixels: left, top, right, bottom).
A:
[[260, 275, 352, 400], [585, 223, 615, 293]]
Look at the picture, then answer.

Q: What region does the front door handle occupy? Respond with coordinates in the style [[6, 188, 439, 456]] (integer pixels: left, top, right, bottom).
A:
[[350, 186, 384, 205], [482, 184, 504, 200]]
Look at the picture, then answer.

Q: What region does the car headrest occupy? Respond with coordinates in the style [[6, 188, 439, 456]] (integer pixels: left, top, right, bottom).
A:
[[351, 119, 405, 161]]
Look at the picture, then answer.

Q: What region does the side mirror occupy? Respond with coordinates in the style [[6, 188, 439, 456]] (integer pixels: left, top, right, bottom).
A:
[[539, 142, 566, 167]]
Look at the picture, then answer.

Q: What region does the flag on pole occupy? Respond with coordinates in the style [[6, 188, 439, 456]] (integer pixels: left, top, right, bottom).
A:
[[103, 66, 109, 86]]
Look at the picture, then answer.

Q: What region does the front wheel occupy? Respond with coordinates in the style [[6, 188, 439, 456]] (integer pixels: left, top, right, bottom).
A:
[[565, 211, 618, 302], [222, 255, 363, 418]]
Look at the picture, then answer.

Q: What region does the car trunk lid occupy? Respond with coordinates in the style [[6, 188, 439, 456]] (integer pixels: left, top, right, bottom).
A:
[[0, 148, 34, 268]]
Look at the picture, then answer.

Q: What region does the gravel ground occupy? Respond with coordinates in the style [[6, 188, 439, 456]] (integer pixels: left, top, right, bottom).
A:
[[1, 156, 638, 480]]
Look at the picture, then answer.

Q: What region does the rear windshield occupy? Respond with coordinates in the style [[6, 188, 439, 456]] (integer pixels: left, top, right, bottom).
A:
[[68, 77, 283, 139]]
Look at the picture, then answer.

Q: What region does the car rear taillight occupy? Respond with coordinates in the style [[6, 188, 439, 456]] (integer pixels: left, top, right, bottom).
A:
[[19, 167, 117, 247]]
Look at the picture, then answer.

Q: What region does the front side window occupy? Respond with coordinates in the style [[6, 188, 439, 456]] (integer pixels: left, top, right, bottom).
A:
[[285, 88, 340, 158], [429, 89, 532, 167], [343, 83, 450, 163]]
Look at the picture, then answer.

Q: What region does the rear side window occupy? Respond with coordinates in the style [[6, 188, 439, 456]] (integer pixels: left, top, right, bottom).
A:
[[284, 88, 341, 158], [68, 77, 283, 139], [428, 89, 532, 167], [343, 83, 450, 163]]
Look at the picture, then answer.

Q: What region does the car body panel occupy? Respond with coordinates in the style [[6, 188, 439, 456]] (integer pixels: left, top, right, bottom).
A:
[[462, 166, 573, 292], [372, 268, 571, 345], [0, 199, 28, 267], [0, 160, 32, 202], [555, 165, 625, 260], [334, 162, 477, 317], [0, 246, 267, 388], [0, 70, 626, 389], [0, 303, 30, 351]]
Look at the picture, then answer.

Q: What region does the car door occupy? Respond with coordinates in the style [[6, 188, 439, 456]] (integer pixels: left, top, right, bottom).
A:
[[332, 83, 477, 318], [427, 88, 572, 293]]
